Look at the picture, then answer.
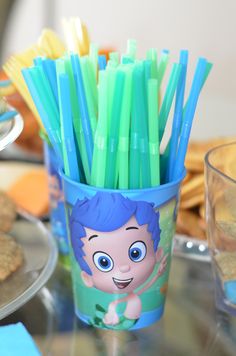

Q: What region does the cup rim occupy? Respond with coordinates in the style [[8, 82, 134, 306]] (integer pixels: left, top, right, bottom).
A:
[[60, 168, 186, 194], [204, 141, 236, 184]]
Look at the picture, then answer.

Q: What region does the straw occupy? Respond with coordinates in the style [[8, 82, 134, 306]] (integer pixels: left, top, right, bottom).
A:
[[64, 56, 90, 183], [89, 43, 98, 81], [146, 48, 158, 80], [157, 49, 169, 93], [172, 58, 207, 180], [121, 55, 134, 64], [3, 58, 43, 128], [138, 63, 151, 188], [80, 56, 97, 137], [127, 39, 137, 60], [70, 53, 94, 171], [91, 71, 108, 187], [0, 110, 18, 123], [118, 65, 132, 189], [42, 59, 58, 104], [129, 65, 141, 189], [98, 55, 107, 70], [22, 68, 63, 162], [148, 79, 160, 186], [105, 70, 125, 188], [109, 52, 119, 66], [167, 50, 188, 182], [159, 63, 182, 143], [57, 71, 80, 181]]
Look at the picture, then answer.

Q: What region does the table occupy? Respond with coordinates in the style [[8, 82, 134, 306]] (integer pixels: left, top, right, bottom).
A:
[[1, 255, 236, 356]]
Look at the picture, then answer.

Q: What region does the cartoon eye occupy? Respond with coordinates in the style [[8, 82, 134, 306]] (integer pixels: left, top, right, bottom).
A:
[[129, 241, 147, 262], [93, 252, 114, 272]]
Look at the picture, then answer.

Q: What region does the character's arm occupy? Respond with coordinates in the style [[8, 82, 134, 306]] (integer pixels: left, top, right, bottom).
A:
[[137, 254, 169, 296], [103, 296, 129, 326]]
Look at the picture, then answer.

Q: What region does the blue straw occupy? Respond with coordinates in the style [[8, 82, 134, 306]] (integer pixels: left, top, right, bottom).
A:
[[22, 68, 63, 162], [0, 79, 12, 87], [42, 59, 58, 105], [167, 50, 188, 182], [58, 73, 80, 182], [98, 55, 107, 70], [0, 110, 18, 122], [70, 54, 94, 171], [173, 58, 207, 180]]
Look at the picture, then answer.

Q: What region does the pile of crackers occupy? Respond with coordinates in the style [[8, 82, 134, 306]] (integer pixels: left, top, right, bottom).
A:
[[176, 137, 236, 240]]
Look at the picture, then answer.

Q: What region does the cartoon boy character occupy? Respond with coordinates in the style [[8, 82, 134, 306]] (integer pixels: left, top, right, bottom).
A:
[[70, 192, 167, 327]]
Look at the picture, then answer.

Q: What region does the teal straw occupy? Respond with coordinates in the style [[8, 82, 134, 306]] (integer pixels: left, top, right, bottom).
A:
[[146, 48, 158, 80], [159, 63, 182, 143], [173, 58, 207, 180], [64, 56, 90, 184], [167, 50, 188, 182], [91, 71, 108, 187], [57, 72, 80, 181], [127, 39, 137, 60], [118, 65, 133, 189], [105, 70, 125, 188]]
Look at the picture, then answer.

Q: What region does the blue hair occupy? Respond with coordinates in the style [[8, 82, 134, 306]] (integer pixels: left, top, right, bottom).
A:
[[70, 192, 161, 275]]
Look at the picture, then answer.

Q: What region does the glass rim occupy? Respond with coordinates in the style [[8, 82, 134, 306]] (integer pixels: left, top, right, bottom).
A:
[[204, 141, 236, 184]]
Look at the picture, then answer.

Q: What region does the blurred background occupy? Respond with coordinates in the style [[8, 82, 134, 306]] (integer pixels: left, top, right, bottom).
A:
[[0, 0, 235, 140]]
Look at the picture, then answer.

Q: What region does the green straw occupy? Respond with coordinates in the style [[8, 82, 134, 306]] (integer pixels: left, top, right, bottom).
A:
[[159, 63, 182, 142], [138, 62, 151, 188], [64, 56, 91, 184], [129, 65, 141, 189], [91, 71, 108, 187], [118, 65, 133, 189], [127, 39, 137, 60], [109, 52, 119, 66], [80, 56, 97, 137], [105, 70, 125, 188], [148, 79, 160, 186], [146, 48, 158, 80], [157, 50, 170, 94]]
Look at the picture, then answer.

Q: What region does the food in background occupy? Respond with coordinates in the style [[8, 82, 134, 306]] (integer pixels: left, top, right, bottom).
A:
[[0, 190, 16, 233]]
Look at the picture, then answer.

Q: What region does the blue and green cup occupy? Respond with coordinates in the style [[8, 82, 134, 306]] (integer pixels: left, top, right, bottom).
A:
[[43, 141, 70, 267], [61, 170, 185, 330]]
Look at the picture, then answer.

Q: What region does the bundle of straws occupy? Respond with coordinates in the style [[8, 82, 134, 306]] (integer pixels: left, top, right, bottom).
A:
[[22, 40, 212, 190]]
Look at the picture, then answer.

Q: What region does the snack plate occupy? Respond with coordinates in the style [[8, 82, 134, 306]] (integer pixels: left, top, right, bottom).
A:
[[0, 210, 58, 320], [0, 114, 23, 152], [173, 234, 210, 262]]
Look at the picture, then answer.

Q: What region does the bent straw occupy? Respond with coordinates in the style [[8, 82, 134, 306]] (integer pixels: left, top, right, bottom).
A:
[[64, 56, 90, 183], [22, 68, 63, 162], [148, 79, 160, 186], [58, 72, 80, 181], [105, 70, 125, 188], [159, 63, 182, 143], [118, 66, 132, 189], [138, 63, 151, 188], [91, 71, 108, 187], [167, 50, 188, 182], [129, 65, 141, 189], [157, 49, 169, 93], [98, 55, 107, 70], [71, 54, 94, 171], [173, 58, 207, 180]]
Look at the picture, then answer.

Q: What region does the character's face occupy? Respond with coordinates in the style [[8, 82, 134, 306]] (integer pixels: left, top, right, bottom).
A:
[[48, 175, 63, 201], [81, 216, 160, 294]]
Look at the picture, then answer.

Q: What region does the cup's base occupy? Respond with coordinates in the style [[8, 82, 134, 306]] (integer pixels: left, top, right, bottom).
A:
[[74, 304, 165, 331]]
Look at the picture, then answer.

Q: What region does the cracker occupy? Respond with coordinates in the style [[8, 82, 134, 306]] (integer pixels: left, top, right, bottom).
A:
[[0, 190, 16, 233], [180, 193, 205, 209], [0, 233, 24, 282], [176, 209, 205, 240]]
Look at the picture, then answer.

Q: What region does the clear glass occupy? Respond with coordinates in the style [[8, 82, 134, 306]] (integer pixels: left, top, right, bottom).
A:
[[205, 142, 236, 315], [0, 114, 23, 151], [0, 211, 58, 320]]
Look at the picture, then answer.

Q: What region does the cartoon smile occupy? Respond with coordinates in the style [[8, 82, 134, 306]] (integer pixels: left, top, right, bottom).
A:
[[112, 277, 133, 289]]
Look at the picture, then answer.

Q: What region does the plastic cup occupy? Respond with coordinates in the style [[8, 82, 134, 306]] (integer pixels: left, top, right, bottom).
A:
[[61, 170, 185, 330], [205, 142, 236, 316], [43, 141, 70, 268]]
